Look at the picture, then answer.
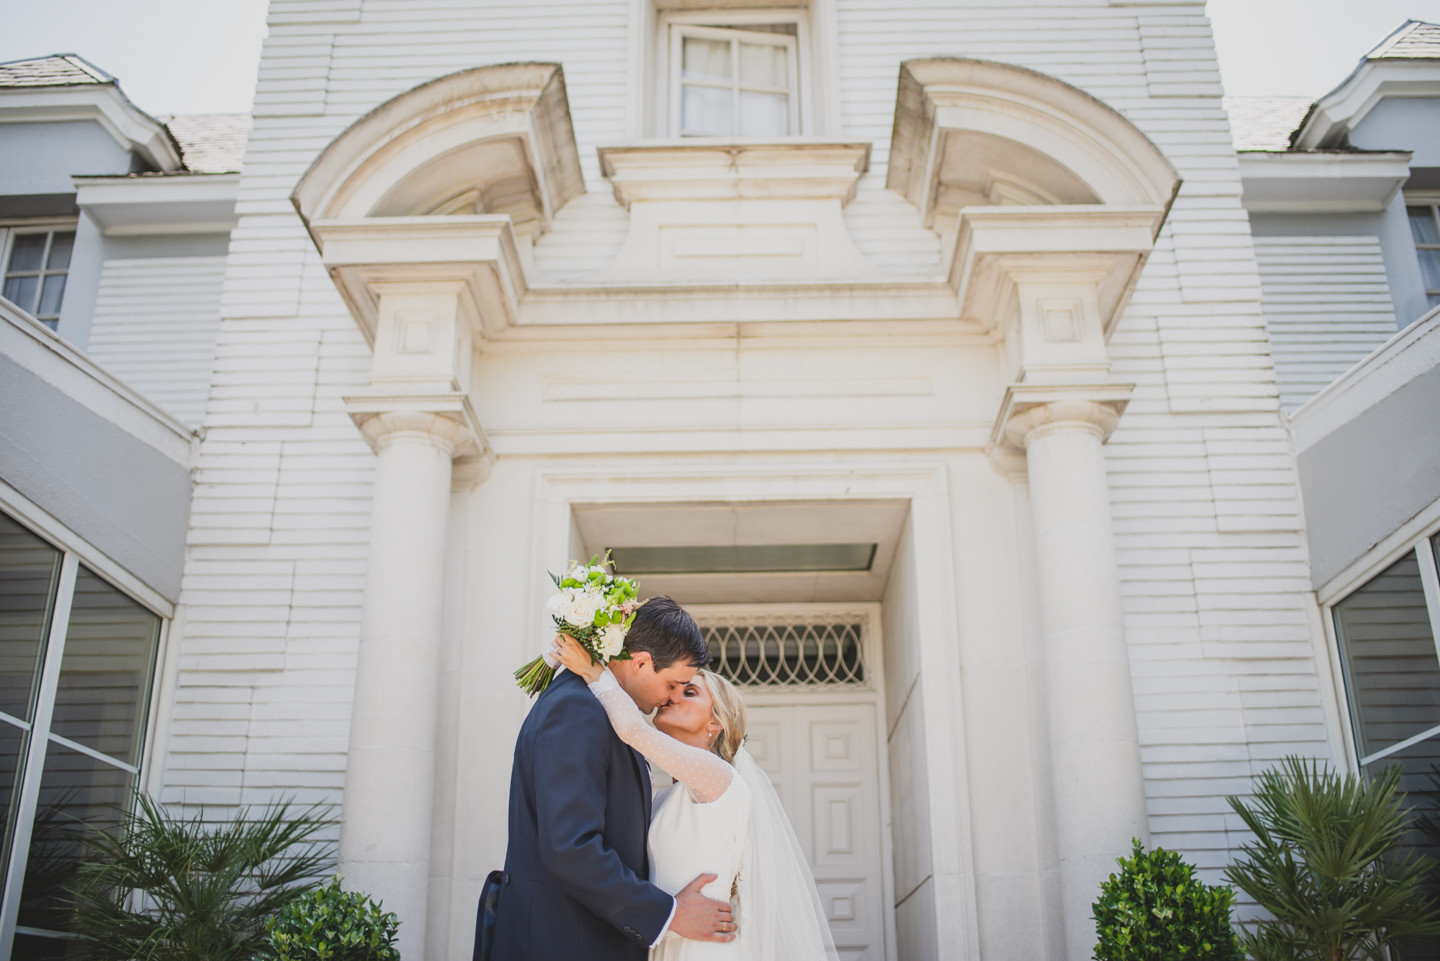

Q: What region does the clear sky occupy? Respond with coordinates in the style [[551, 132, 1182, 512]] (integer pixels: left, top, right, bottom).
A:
[[1, 0, 1438, 116]]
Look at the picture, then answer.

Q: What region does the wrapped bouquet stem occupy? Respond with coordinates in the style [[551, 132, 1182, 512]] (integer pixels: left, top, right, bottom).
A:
[[514, 552, 644, 696]]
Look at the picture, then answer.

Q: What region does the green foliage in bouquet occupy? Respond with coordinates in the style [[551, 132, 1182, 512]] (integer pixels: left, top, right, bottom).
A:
[[64, 793, 334, 961], [515, 550, 645, 696], [1092, 838, 1242, 961], [256, 876, 399, 961], [1224, 756, 1440, 961]]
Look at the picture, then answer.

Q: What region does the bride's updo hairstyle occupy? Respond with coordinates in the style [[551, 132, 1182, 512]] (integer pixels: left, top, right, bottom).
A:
[[696, 669, 747, 764]]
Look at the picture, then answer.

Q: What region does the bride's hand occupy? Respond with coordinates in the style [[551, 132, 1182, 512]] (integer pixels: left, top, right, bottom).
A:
[[552, 633, 603, 683]]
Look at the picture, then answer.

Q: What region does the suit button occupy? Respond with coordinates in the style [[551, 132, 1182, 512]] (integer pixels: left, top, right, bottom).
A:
[[502, 873, 510, 885]]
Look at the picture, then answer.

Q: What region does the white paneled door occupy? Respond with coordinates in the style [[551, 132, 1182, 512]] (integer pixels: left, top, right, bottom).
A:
[[746, 703, 886, 961]]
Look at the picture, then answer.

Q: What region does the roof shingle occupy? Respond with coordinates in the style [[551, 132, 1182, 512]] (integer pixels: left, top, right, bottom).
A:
[[1368, 19, 1440, 60], [1224, 96, 1313, 152], [162, 114, 251, 174], [0, 53, 113, 88]]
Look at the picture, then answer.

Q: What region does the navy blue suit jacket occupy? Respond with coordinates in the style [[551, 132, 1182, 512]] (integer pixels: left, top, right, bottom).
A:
[[491, 670, 675, 961]]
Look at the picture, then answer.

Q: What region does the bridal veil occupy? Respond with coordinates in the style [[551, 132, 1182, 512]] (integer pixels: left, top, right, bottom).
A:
[[733, 747, 842, 961]]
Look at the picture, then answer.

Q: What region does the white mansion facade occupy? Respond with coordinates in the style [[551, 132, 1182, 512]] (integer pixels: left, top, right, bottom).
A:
[[1, 5, 1438, 961]]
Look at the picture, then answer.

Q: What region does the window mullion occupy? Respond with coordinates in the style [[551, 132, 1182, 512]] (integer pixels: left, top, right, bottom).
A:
[[0, 551, 78, 947]]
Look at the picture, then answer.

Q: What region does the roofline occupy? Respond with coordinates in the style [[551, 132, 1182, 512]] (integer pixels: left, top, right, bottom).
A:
[[0, 52, 114, 83], [0, 83, 184, 171], [1292, 20, 1440, 149]]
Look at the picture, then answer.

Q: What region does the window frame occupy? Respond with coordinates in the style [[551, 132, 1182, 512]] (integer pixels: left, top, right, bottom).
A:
[[656, 9, 815, 139], [0, 221, 79, 332], [1406, 193, 1440, 310], [1319, 497, 1440, 776], [0, 480, 172, 950], [668, 22, 802, 138]]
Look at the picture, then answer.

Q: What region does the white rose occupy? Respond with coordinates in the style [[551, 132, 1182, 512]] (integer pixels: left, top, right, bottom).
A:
[[546, 589, 572, 620], [564, 590, 604, 627], [599, 624, 627, 658]]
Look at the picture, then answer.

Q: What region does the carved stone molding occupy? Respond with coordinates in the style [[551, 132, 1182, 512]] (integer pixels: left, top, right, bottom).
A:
[[292, 62, 583, 236], [887, 58, 1180, 229], [596, 141, 870, 207], [988, 382, 1135, 457], [344, 392, 492, 467]]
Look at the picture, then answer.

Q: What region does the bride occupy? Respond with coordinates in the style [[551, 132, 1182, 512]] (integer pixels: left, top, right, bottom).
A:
[[552, 634, 839, 961]]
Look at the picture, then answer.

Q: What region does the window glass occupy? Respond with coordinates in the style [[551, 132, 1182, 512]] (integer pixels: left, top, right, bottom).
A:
[[682, 36, 731, 82], [1362, 733, 1440, 961], [0, 515, 60, 722], [739, 42, 787, 88], [44, 234, 72, 272], [15, 741, 131, 934], [37, 277, 66, 318], [6, 235, 46, 274], [673, 25, 796, 137], [1410, 206, 1440, 245], [1417, 249, 1440, 290], [1334, 551, 1440, 759], [4, 230, 76, 328], [0, 723, 25, 883], [682, 85, 732, 137], [739, 91, 789, 136], [50, 567, 160, 767], [2, 276, 38, 314]]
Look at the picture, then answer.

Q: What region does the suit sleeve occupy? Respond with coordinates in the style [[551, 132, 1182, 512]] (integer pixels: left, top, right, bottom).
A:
[[531, 693, 675, 944]]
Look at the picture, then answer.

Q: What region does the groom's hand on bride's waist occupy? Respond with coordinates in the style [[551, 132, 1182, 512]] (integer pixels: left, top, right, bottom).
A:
[[669, 873, 737, 943]]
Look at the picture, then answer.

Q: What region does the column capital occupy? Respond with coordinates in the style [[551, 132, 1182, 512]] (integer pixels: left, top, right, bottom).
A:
[[344, 391, 494, 474], [988, 382, 1134, 456]]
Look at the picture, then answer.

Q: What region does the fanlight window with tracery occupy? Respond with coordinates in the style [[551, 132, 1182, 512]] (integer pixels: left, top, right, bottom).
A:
[[697, 613, 867, 687]]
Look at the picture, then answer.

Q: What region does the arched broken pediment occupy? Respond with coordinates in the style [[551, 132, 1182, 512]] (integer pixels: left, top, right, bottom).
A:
[[292, 61, 584, 236], [888, 58, 1179, 228]]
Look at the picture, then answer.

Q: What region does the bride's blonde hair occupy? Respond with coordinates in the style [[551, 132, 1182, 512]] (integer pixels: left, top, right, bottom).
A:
[[696, 669, 747, 764]]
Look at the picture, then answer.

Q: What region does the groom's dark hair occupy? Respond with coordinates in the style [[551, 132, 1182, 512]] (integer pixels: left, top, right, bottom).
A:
[[626, 596, 710, 670]]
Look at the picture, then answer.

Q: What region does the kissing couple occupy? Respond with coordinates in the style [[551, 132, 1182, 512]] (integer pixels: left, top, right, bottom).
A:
[[487, 596, 838, 961]]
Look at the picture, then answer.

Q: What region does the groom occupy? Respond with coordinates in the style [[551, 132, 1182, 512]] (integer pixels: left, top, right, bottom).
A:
[[490, 596, 737, 960]]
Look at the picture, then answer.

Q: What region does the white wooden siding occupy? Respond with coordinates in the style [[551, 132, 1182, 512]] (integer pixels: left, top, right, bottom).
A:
[[1253, 236, 1399, 411], [163, 0, 1334, 905], [86, 256, 226, 428]]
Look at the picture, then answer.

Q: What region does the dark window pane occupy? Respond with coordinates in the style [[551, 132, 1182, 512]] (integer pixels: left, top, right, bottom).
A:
[[11, 932, 79, 961], [51, 568, 159, 766], [7, 234, 46, 272], [0, 514, 61, 722], [1335, 551, 1440, 758], [45, 233, 74, 271], [1410, 206, 1440, 245], [0, 720, 27, 886], [1363, 735, 1440, 961], [1419, 249, 1440, 291], [16, 742, 132, 933], [4, 275, 38, 314], [37, 275, 65, 317]]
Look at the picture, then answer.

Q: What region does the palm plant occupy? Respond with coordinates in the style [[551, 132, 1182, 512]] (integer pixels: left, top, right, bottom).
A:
[[1224, 756, 1440, 961], [63, 792, 336, 961]]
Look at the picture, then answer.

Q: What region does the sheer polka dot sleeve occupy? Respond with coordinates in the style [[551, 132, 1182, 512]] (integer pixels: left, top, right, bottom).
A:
[[587, 670, 735, 803]]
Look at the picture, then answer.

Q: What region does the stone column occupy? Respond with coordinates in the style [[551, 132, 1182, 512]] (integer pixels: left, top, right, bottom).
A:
[[997, 388, 1148, 961], [335, 277, 489, 960], [338, 408, 475, 959]]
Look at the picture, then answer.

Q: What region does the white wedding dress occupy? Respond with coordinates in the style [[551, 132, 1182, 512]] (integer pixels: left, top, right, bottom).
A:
[[585, 671, 839, 961]]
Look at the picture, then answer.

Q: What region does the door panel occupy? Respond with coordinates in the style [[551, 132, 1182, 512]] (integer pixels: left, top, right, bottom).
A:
[[748, 703, 885, 961]]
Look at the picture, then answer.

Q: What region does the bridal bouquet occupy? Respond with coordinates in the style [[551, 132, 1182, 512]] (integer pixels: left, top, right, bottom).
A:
[[514, 552, 645, 696]]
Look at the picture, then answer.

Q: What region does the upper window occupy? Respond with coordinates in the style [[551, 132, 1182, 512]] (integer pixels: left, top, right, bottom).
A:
[[670, 23, 800, 137], [2, 230, 75, 332], [0, 510, 162, 954], [1407, 204, 1440, 311], [1329, 526, 1440, 899], [660, 11, 808, 139]]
